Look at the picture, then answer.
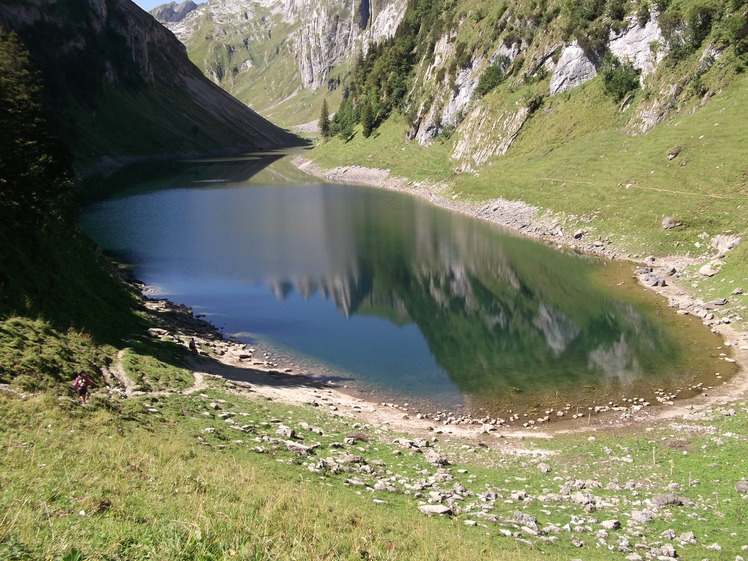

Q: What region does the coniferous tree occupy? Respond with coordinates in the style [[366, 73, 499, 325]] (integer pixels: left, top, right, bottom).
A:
[[0, 28, 73, 228], [360, 99, 374, 138], [318, 98, 330, 138]]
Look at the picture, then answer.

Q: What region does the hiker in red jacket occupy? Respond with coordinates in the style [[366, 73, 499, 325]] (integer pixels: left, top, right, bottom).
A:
[[73, 372, 93, 405]]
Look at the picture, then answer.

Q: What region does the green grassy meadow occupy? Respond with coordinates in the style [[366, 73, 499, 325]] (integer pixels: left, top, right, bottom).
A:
[[2, 347, 747, 560]]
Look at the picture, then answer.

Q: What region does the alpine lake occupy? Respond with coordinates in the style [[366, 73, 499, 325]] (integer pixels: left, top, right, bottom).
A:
[[80, 152, 737, 425]]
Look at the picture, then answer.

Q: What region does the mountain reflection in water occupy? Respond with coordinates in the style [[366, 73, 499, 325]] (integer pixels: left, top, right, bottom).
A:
[[81, 157, 729, 416]]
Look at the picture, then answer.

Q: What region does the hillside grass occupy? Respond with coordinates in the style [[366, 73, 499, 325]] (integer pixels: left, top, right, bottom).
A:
[[2, 356, 746, 560], [0, 222, 142, 348], [467, 77, 747, 250], [0, 388, 529, 561]]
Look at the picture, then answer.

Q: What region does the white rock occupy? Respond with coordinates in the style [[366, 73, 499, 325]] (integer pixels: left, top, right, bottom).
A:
[[419, 504, 452, 516], [550, 42, 597, 94]]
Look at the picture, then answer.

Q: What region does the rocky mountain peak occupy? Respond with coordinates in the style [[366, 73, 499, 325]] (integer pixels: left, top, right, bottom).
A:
[[150, 0, 199, 23], [158, 0, 406, 98]]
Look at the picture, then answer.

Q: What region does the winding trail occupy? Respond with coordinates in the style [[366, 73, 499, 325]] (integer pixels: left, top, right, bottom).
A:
[[104, 349, 208, 399], [106, 349, 138, 397], [182, 369, 208, 395]]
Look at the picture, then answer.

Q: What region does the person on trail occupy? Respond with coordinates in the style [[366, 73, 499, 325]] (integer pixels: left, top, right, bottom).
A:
[[73, 372, 93, 405], [189, 338, 198, 355]]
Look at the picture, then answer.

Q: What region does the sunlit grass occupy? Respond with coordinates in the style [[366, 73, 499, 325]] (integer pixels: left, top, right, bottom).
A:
[[3, 378, 746, 561], [0, 392, 549, 561]]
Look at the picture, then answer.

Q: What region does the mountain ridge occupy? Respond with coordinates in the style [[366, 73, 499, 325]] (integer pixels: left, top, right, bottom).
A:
[[150, 0, 199, 22], [159, 0, 407, 125], [156, 0, 746, 161]]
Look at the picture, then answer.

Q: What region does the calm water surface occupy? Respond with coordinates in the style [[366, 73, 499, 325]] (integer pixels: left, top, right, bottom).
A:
[[80, 155, 734, 417]]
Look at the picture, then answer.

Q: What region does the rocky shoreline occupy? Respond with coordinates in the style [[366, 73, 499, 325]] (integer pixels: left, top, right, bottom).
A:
[[128, 277, 748, 561], [289, 156, 748, 431], [117, 157, 748, 440]]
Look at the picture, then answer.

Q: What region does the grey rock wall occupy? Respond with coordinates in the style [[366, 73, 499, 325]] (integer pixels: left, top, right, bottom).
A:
[[549, 42, 597, 95]]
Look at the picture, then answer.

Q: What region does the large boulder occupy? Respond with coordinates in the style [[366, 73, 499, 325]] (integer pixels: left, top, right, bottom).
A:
[[419, 504, 452, 516], [711, 234, 741, 253]]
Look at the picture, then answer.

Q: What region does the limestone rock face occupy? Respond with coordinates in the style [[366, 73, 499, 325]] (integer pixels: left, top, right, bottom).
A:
[[295, 1, 363, 90], [549, 42, 597, 95], [410, 33, 484, 145], [295, 0, 407, 89], [450, 105, 530, 169], [163, 0, 406, 92], [608, 16, 668, 80]]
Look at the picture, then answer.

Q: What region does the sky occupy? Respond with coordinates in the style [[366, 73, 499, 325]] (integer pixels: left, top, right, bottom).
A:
[[133, 0, 205, 13]]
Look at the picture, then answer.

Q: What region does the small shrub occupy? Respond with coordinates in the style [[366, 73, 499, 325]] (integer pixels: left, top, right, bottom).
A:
[[689, 72, 707, 96], [576, 20, 610, 55], [0, 538, 36, 560], [685, 2, 716, 47], [454, 41, 472, 69], [637, 3, 651, 26], [503, 29, 520, 47], [525, 94, 544, 113], [659, 9, 683, 45], [496, 3, 509, 21], [475, 64, 506, 97], [607, 0, 627, 22], [721, 14, 748, 44], [600, 52, 641, 102]]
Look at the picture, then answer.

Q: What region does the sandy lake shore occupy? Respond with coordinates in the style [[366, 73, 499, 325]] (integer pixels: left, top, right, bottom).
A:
[[128, 157, 747, 442]]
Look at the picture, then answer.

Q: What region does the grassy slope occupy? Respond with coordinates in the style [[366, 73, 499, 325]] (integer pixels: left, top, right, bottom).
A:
[[2, 356, 746, 560]]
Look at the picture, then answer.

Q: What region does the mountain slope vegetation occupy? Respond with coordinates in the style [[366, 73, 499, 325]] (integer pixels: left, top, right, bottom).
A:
[[0, 0, 302, 175], [163, 1, 747, 305], [0, 2, 747, 560], [0, 29, 141, 396]]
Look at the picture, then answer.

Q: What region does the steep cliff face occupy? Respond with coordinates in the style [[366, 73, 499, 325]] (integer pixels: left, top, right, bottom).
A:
[[293, 0, 406, 89], [157, 0, 745, 171], [408, 11, 672, 152], [395, 0, 744, 171], [158, 0, 405, 123], [0, 0, 300, 173]]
